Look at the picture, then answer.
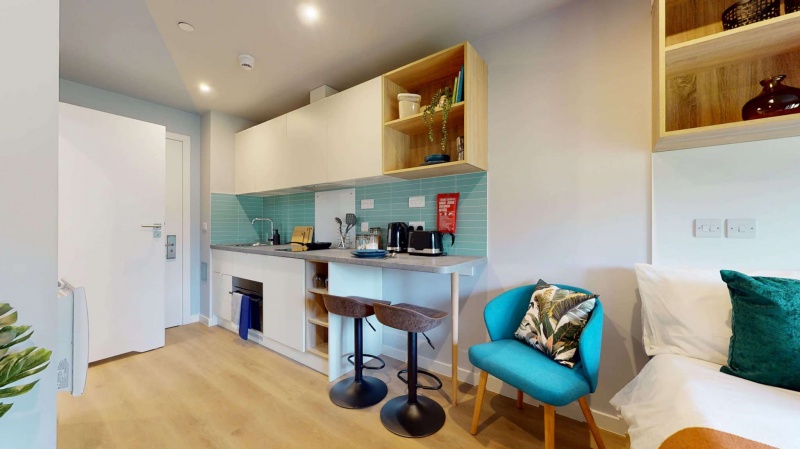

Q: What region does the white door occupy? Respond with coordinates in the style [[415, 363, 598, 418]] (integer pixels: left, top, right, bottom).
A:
[[59, 103, 166, 363], [164, 137, 184, 328]]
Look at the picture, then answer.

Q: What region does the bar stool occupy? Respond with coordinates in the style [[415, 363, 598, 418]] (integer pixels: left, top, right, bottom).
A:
[[373, 302, 449, 438], [323, 295, 390, 409]]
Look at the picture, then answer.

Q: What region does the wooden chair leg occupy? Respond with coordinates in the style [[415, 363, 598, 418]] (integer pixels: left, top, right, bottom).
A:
[[578, 396, 606, 449], [470, 371, 489, 435], [516, 389, 524, 409], [543, 404, 555, 449]]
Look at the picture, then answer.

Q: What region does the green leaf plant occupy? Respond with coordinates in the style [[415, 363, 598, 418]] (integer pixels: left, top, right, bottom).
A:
[[0, 303, 51, 418], [422, 87, 454, 155]]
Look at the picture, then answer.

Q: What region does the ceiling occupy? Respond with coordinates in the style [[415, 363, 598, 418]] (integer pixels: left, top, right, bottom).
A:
[[61, 0, 569, 122]]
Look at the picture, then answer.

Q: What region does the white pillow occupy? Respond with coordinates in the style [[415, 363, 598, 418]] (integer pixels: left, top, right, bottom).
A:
[[635, 264, 800, 365]]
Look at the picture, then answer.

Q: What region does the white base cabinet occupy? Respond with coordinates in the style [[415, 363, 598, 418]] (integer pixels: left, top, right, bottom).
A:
[[211, 250, 316, 368], [211, 250, 391, 379], [262, 256, 305, 352], [211, 272, 233, 322]]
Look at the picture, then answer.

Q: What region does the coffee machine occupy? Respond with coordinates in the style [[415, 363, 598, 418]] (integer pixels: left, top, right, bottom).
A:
[[386, 222, 409, 253]]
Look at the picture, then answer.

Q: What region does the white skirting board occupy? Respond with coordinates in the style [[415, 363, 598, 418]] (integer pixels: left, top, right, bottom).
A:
[[380, 343, 628, 436]]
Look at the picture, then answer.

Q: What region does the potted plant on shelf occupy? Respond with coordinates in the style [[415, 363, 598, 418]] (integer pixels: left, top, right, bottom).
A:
[[422, 87, 453, 165]]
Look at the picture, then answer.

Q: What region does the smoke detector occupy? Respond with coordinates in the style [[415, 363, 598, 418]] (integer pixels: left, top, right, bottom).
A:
[[239, 54, 255, 71]]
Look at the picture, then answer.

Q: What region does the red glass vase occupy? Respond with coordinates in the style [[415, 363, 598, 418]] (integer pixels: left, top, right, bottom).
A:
[[742, 75, 800, 121]]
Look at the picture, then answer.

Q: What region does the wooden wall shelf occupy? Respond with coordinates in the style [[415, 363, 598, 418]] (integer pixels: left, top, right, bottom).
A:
[[384, 102, 465, 134], [382, 42, 488, 177], [653, 1, 800, 151], [666, 12, 800, 76]]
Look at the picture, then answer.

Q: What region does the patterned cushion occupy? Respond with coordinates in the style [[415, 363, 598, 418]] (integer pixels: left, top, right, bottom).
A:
[[514, 280, 597, 368]]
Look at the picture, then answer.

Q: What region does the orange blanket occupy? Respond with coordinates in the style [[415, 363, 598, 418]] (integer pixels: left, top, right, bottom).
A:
[[660, 427, 778, 449]]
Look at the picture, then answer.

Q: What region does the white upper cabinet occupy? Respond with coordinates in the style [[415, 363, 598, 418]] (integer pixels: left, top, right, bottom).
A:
[[234, 114, 287, 194], [327, 77, 382, 184], [286, 99, 329, 187], [234, 76, 382, 194]]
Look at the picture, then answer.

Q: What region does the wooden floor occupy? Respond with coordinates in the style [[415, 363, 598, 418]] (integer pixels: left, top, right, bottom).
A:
[[58, 323, 629, 449]]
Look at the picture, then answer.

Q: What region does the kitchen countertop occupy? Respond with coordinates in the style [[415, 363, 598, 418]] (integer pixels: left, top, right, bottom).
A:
[[210, 244, 487, 275]]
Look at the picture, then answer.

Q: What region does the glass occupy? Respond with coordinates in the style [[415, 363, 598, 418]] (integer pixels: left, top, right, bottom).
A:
[[356, 234, 369, 250], [369, 227, 382, 249]]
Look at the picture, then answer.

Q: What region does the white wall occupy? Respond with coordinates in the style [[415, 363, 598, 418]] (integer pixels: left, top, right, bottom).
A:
[[200, 111, 255, 317], [59, 79, 203, 316], [0, 0, 59, 447], [654, 138, 800, 269], [476, 0, 652, 430], [376, 0, 652, 433]]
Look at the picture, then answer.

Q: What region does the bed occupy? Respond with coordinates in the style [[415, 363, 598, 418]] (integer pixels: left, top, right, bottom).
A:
[[611, 265, 800, 449]]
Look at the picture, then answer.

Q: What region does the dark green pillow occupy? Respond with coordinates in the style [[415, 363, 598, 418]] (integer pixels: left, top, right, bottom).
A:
[[720, 270, 800, 391]]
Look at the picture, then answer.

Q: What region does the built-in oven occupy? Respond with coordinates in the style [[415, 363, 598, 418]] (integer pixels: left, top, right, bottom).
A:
[[232, 277, 263, 332]]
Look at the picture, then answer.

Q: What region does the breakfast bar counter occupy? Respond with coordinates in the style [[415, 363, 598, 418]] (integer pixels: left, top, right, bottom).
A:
[[211, 243, 487, 405], [210, 244, 486, 275]]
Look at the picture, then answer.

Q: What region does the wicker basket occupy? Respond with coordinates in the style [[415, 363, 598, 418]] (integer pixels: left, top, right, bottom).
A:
[[787, 0, 800, 14], [722, 0, 780, 30]]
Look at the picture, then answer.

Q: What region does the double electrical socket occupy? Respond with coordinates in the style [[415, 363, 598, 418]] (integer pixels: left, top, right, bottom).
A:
[[694, 218, 756, 239]]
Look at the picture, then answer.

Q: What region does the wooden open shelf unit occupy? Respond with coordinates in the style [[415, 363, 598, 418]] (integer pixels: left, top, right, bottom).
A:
[[653, 0, 800, 151], [305, 261, 329, 359], [382, 42, 488, 179]]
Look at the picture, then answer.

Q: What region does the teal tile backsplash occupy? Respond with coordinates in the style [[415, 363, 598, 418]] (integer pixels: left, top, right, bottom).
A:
[[355, 173, 487, 257], [210, 194, 263, 244], [263, 192, 315, 242], [211, 172, 487, 257]]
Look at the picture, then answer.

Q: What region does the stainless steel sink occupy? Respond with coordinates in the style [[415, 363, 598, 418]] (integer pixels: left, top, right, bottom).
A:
[[230, 242, 273, 247]]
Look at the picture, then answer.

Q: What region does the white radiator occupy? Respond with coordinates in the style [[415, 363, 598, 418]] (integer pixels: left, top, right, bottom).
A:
[[56, 280, 89, 396]]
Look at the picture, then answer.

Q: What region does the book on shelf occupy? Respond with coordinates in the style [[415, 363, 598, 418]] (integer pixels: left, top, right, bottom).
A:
[[452, 72, 459, 103], [456, 64, 465, 103]]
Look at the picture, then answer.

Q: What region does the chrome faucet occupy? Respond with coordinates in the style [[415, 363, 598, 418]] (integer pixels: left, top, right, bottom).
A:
[[251, 218, 274, 244]]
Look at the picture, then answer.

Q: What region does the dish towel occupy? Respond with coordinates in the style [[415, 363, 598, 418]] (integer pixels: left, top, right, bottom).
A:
[[239, 294, 251, 340], [231, 292, 243, 327]]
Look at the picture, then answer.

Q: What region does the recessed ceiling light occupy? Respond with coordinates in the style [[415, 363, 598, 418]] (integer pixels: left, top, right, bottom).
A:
[[199, 83, 211, 93], [297, 4, 320, 25], [177, 22, 195, 32]]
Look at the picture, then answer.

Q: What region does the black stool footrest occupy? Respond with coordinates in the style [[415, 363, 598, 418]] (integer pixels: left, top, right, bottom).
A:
[[346, 353, 386, 370], [397, 368, 443, 391]]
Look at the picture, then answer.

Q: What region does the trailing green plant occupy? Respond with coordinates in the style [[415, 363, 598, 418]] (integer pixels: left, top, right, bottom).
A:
[[422, 87, 453, 155], [0, 303, 51, 419]]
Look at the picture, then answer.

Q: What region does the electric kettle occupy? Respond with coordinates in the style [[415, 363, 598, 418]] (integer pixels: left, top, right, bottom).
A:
[[386, 222, 408, 253]]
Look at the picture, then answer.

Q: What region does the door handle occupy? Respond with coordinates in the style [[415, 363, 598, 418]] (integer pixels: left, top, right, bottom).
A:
[[142, 223, 163, 237]]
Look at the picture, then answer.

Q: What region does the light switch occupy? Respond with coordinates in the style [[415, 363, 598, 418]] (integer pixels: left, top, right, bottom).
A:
[[694, 219, 722, 238], [727, 218, 756, 239], [409, 196, 425, 208], [361, 222, 369, 232], [361, 199, 374, 210]]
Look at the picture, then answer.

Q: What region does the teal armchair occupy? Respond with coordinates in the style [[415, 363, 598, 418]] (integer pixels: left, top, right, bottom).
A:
[[468, 284, 606, 449]]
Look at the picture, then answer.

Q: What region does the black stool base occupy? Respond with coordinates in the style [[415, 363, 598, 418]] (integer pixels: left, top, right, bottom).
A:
[[329, 376, 388, 409], [380, 395, 446, 438]]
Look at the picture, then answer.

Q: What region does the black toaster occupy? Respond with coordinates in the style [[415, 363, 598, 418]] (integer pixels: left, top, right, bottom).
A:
[[408, 230, 444, 256]]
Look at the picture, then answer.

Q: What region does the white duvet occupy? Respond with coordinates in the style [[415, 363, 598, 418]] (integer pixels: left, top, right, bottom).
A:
[[610, 354, 800, 449]]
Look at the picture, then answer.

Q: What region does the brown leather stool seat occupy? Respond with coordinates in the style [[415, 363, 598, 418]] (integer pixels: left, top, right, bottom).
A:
[[323, 295, 390, 409], [323, 295, 389, 319], [373, 302, 449, 438], [372, 303, 447, 333]]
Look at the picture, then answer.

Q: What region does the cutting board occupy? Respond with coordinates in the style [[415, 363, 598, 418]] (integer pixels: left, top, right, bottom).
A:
[[290, 226, 314, 245]]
